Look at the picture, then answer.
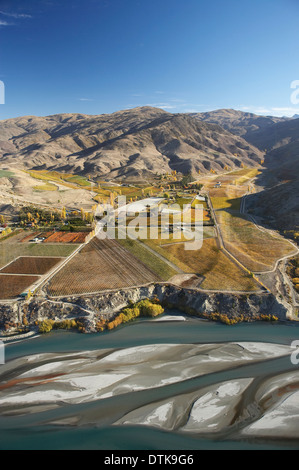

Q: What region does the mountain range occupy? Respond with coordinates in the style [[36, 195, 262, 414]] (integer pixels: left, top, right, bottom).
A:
[[0, 107, 265, 181], [0, 105, 298, 235], [188, 108, 288, 141]]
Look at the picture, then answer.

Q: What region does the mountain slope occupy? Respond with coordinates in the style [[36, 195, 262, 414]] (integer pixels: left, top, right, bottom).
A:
[[243, 117, 299, 154], [189, 108, 288, 141], [0, 107, 264, 181], [244, 118, 299, 237], [247, 168, 299, 237]]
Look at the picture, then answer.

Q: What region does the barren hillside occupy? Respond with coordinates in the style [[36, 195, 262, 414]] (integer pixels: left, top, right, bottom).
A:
[[189, 108, 288, 140], [0, 107, 264, 181]]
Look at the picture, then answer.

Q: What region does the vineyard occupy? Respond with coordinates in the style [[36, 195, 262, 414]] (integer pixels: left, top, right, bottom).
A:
[[43, 231, 90, 243], [45, 237, 160, 296], [0, 256, 63, 275], [0, 275, 39, 299]]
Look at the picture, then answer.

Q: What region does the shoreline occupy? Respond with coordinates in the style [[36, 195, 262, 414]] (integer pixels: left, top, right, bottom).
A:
[[0, 281, 294, 338], [0, 330, 40, 344]]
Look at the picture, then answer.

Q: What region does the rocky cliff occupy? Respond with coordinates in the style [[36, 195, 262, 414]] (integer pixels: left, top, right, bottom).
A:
[[0, 283, 289, 335]]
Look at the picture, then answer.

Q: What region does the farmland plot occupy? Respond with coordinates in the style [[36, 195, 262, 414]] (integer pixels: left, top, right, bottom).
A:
[[0, 257, 63, 275], [43, 231, 89, 243], [156, 238, 259, 292], [216, 211, 295, 272], [0, 231, 78, 270], [0, 275, 40, 299], [46, 237, 159, 296]]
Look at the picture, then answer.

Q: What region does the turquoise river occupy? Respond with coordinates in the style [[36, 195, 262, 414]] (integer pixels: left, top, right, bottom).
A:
[[1, 311, 299, 450]]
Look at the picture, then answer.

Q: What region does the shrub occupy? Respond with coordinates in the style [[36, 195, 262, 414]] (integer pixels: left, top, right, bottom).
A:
[[136, 299, 164, 317], [105, 299, 164, 331], [121, 306, 141, 323], [53, 319, 78, 330], [107, 314, 123, 330], [38, 320, 54, 333], [95, 319, 107, 332], [38, 319, 80, 333]]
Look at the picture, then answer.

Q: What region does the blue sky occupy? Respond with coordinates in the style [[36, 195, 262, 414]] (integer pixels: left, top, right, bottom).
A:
[[0, 0, 299, 120]]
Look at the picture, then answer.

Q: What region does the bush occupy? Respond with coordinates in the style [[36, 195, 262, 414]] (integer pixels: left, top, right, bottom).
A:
[[95, 319, 107, 332], [38, 319, 79, 333], [121, 306, 141, 323], [38, 320, 54, 333], [107, 314, 123, 330], [105, 299, 164, 330], [137, 299, 164, 317], [53, 319, 78, 330]]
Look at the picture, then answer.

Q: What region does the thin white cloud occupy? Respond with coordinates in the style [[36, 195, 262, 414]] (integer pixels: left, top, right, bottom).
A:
[[79, 98, 94, 102], [182, 108, 202, 113], [0, 20, 11, 26], [0, 11, 32, 19], [271, 107, 299, 115], [240, 105, 299, 117], [145, 103, 177, 109]]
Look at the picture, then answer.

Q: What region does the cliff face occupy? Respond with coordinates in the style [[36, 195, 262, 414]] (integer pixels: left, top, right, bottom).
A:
[[0, 283, 289, 334]]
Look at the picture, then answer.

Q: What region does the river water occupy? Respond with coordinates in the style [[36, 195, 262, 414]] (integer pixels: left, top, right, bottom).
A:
[[1, 312, 299, 450]]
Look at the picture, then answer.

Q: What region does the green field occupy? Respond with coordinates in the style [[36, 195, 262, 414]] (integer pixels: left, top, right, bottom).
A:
[[0, 170, 15, 178], [227, 168, 261, 185], [33, 183, 58, 191], [65, 175, 92, 187], [0, 232, 78, 269], [117, 237, 178, 281], [211, 196, 241, 211]]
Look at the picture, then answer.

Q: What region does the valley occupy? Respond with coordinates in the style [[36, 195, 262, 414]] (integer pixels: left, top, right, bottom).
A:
[[0, 109, 298, 453], [0, 107, 298, 335], [2, 0, 299, 452]]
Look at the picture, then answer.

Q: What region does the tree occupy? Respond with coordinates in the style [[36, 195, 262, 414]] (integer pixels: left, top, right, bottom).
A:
[[85, 212, 94, 223], [38, 320, 54, 334], [26, 289, 33, 301], [109, 192, 115, 207], [181, 173, 195, 186]]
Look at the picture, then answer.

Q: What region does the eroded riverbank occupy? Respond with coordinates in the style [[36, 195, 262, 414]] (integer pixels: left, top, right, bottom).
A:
[[0, 282, 292, 338]]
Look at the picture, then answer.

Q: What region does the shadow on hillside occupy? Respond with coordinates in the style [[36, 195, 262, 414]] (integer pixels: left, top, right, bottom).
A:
[[240, 154, 299, 241]]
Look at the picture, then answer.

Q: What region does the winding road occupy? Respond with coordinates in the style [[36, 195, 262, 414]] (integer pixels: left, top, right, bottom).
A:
[[207, 175, 299, 316]]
